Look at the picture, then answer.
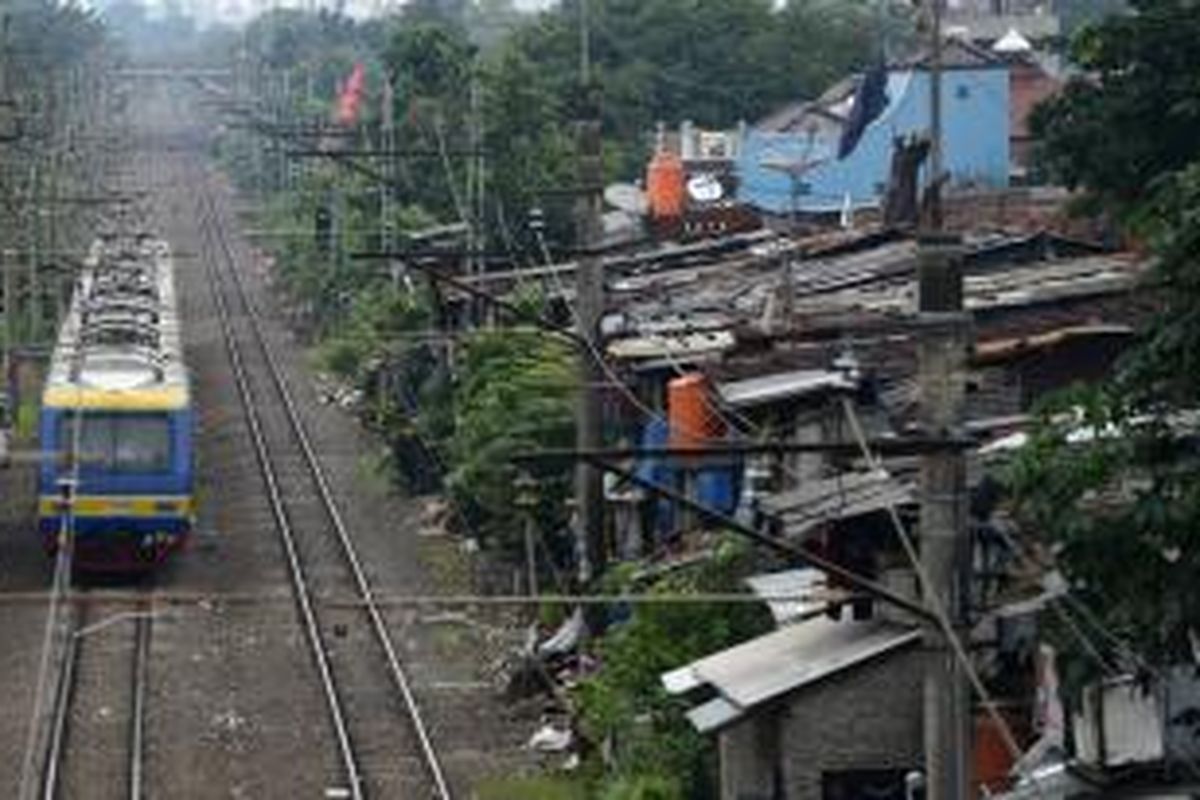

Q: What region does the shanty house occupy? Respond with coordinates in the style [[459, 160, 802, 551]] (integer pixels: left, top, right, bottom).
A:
[[664, 615, 925, 800], [737, 40, 1010, 214]]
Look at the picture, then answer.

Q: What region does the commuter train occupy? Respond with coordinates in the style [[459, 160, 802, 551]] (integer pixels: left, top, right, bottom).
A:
[[37, 233, 193, 571]]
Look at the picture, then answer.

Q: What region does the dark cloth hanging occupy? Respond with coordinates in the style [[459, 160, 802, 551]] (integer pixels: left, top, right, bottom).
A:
[[838, 63, 890, 160]]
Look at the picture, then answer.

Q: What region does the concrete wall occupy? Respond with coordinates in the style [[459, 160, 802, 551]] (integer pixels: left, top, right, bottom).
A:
[[720, 709, 783, 800], [720, 646, 924, 800], [781, 646, 924, 799], [738, 67, 1011, 214]]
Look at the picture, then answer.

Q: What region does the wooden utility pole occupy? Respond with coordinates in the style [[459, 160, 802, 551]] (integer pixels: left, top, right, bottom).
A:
[[918, 1, 971, 797], [574, 0, 605, 585]]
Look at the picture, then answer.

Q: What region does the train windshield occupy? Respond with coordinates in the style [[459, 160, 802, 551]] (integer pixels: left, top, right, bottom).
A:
[[57, 412, 172, 473]]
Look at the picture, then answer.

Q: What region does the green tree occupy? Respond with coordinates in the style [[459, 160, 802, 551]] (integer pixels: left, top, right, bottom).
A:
[[1011, 0, 1200, 670], [1055, 0, 1128, 36], [1, 0, 111, 352], [380, 18, 477, 221], [1031, 0, 1200, 218], [1007, 169, 1200, 668], [576, 539, 773, 798], [478, 0, 891, 228], [386, 21, 475, 105], [481, 40, 577, 239], [447, 328, 578, 556]]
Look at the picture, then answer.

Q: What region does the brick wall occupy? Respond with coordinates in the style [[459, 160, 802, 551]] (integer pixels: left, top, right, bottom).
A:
[[720, 710, 783, 800], [779, 646, 924, 800]]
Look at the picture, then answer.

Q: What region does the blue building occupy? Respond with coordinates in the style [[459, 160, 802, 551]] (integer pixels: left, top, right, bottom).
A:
[[737, 40, 1011, 215]]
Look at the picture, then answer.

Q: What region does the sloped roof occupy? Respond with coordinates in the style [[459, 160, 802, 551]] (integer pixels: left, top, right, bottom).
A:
[[716, 369, 856, 409], [743, 568, 833, 625], [761, 469, 915, 541], [662, 617, 921, 733], [892, 36, 1008, 70]]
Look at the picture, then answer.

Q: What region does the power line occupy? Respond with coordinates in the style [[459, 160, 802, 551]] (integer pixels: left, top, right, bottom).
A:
[[840, 397, 1050, 800]]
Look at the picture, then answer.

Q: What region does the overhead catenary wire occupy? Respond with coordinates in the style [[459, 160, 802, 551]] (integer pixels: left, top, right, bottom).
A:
[[220, 58, 537, 596], [378, 214, 947, 620], [840, 396, 1050, 799], [221, 49, 947, 682]]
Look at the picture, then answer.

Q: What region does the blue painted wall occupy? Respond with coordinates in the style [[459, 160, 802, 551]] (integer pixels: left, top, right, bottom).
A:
[[737, 67, 1011, 214]]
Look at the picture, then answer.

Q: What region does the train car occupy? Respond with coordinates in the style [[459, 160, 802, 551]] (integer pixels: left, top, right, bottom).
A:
[[37, 233, 193, 571]]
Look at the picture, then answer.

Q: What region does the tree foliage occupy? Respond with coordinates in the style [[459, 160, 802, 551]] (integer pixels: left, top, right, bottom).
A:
[[1031, 0, 1200, 218], [386, 21, 475, 104], [446, 328, 577, 556], [1011, 0, 1200, 668], [0, 1, 112, 349], [576, 539, 773, 799], [497, 0, 893, 177]]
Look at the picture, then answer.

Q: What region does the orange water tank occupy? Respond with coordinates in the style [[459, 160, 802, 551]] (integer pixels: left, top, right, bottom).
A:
[[973, 712, 1018, 795], [646, 149, 685, 222], [668, 373, 720, 450]]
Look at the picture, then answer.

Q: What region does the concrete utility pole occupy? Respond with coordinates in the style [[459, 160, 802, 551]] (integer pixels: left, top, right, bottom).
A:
[[2, 249, 12, 411], [0, 18, 9, 404], [574, 0, 605, 585], [467, 68, 486, 324], [918, 1, 971, 797]]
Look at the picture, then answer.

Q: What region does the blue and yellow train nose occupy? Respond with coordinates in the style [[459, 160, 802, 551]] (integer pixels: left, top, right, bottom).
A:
[[38, 494, 195, 570]]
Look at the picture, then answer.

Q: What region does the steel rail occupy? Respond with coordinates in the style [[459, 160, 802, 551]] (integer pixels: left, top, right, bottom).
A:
[[197, 191, 366, 800], [40, 605, 82, 800], [39, 600, 150, 800], [128, 615, 150, 800], [204, 180, 453, 799]]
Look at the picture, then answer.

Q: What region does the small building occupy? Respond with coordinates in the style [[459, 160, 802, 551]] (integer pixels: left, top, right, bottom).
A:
[[738, 39, 1011, 215], [1003, 49, 1062, 180], [663, 616, 924, 800]]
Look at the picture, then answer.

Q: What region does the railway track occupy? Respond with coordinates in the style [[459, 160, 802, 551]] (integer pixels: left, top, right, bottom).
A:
[[195, 173, 451, 799], [38, 593, 152, 800]]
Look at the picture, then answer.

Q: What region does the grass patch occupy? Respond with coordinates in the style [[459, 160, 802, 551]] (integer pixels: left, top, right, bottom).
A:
[[474, 776, 587, 800], [15, 398, 38, 444]]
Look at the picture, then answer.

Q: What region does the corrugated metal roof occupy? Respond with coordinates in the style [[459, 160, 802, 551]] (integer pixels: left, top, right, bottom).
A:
[[761, 469, 914, 539], [791, 255, 1145, 318], [664, 618, 921, 733], [744, 568, 831, 625], [717, 369, 856, 409], [606, 330, 737, 360], [971, 324, 1133, 366]]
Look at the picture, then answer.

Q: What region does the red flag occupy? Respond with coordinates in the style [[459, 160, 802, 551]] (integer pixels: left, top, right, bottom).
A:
[[334, 63, 366, 127]]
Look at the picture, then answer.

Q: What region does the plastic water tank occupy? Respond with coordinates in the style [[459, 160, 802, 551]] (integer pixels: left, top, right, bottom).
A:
[[668, 373, 719, 450], [646, 149, 685, 223]]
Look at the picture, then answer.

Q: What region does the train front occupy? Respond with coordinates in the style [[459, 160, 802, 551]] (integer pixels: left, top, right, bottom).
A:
[[38, 385, 194, 571]]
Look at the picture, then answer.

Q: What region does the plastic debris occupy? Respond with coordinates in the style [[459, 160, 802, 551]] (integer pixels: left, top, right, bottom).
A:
[[527, 723, 573, 752], [537, 608, 585, 658]]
